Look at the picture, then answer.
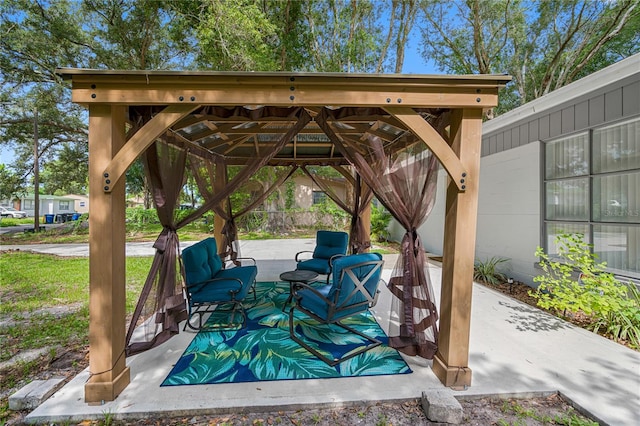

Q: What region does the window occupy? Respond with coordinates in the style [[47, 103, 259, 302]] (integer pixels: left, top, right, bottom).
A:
[[312, 191, 326, 205], [543, 117, 640, 277], [59, 201, 71, 211]]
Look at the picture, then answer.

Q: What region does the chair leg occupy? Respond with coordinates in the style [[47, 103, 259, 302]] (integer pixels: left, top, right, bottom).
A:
[[184, 301, 247, 331], [289, 307, 382, 367], [289, 306, 339, 366]]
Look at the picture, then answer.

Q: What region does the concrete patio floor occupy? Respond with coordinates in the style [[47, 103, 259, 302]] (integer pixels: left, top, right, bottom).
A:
[[3, 240, 638, 425]]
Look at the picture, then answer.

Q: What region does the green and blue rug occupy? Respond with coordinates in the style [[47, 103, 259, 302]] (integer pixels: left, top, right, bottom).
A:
[[162, 281, 411, 386]]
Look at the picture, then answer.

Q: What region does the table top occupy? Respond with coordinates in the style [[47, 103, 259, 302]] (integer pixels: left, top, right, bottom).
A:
[[279, 269, 318, 283]]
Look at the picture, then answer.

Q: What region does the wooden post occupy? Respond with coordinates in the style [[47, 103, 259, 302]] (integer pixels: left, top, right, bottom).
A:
[[432, 108, 483, 389], [213, 162, 227, 253], [360, 183, 371, 253], [85, 105, 130, 403]]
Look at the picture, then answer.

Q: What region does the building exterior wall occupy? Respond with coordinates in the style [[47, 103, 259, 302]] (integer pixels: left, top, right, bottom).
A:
[[20, 195, 76, 217], [64, 194, 90, 213], [474, 142, 541, 284], [391, 53, 640, 285], [293, 175, 347, 209]]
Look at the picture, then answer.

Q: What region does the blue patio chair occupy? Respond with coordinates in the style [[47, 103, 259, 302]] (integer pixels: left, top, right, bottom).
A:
[[289, 252, 384, 366], [295, 230, 349, 281], [181, 237, 257, 331]]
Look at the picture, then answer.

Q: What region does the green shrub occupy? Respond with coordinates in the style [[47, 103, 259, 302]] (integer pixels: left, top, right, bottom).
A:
[[532, 233, 640, 348], [126, 208, 159, 230], [370, 204, 392, 242], [473, 256, 509, 285]]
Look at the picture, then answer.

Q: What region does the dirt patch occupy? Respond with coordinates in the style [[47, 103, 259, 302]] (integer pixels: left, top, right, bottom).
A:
[[2, 364, 598, 426], [32, 394, 592, 425]]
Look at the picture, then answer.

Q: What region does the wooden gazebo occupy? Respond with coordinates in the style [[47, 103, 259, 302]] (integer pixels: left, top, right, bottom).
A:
[[57, 69, 511, 403]]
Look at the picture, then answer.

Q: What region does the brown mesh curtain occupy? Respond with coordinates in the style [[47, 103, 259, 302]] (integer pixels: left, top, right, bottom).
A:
[[301, 166, 373, 253], [317, 107, 440, 359], [182, 106, 310, 259], [126, 107, 310, 355], [190, 158, 298, 261], [125, 138, 189, 356]]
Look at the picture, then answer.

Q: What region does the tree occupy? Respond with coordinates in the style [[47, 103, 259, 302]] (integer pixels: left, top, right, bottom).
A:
[[418, 0, 640, 115], [0, 164, 21, 200], [40, 143, 88, 195], [168, 0, 279, 71], [377, 0, 419, 73], [1, 0, 195, 201], [301, 0, 384, 72]]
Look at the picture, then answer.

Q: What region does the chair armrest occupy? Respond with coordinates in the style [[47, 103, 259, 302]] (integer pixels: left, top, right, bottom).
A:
[[329, 253, 346, 266], [291, 282, 333, 305], [225, 257, 257, 267], [328, 254, 346, 275], [295, 251, 314, 262]]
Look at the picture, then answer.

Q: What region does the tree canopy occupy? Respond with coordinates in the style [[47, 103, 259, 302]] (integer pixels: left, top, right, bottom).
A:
[[1, 0, 638, 201]]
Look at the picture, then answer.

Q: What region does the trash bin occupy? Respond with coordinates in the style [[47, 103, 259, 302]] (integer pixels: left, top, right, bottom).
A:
[[72, 213, 81, 220], [44, 214, 54, 224]]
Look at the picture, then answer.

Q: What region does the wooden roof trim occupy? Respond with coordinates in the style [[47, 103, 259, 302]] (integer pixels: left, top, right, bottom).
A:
[[57, 68, 512, 87], [58, 68, 509, 108]]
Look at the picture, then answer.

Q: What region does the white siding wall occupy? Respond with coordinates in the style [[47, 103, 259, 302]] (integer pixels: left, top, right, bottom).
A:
[[389, 142, 542, 285], [475, 142, 541, 284]]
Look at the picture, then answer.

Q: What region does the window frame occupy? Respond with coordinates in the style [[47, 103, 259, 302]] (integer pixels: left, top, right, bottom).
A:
[[541, 115, 640, 279]]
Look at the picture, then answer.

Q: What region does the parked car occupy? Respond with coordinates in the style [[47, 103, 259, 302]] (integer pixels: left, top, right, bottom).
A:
[[0, 206, 28, 218]]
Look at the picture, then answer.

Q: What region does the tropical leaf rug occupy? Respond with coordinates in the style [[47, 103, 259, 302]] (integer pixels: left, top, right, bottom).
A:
[[162, 281, 411, 386]]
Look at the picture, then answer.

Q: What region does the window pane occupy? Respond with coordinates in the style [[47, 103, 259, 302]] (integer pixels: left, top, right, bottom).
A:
[[593, 118, 640, 174], [312, 191, 326, 204], [545, 179, 589, 220], [593, 171, 640, 223], [545, 222, 590, 258], [594, 224, 640, 276], [545, 133, 589, 179]]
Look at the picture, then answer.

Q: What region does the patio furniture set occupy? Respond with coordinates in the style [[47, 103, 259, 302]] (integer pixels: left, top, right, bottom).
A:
[[180, 230, 385, 366]]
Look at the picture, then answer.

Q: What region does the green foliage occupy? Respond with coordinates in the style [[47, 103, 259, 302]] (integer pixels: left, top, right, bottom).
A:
[[40, 143, 88, 195], [474, 256, 509, 285], [125, 207, 160, 230], [309, 196, 349, 226], [370, 204, 392, 242], [532, 233, 640, 348], [285, 180, 296, 210], [193, 0, 278, 71], [0, 164, 22, 200], [419, 0, 640, 114]]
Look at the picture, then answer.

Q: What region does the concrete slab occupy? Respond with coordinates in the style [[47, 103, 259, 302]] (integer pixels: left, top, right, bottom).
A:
[[0, 348, 51, 371], [2, 240, 637, 425], [9, 377, 66, 410]]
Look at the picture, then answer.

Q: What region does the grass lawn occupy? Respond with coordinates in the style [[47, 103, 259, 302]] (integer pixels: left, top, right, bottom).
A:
[[0, 252, 153, 421], [0, 216, 399, 421], [0, 253, 153, 362]]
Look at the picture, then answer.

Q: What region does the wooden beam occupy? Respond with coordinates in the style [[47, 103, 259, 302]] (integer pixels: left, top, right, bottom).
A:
[[386, 107, 467, 192], [433, 108, 483, 389], [85, 105, 130, 402], [102, 104, 199, 192], [72, 85, 499, 108]]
